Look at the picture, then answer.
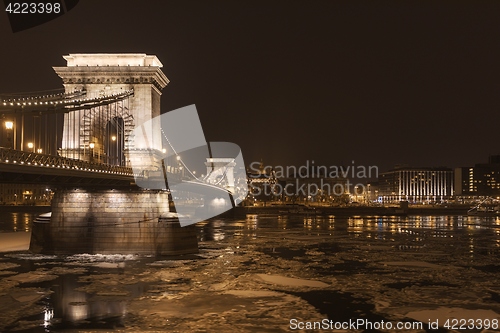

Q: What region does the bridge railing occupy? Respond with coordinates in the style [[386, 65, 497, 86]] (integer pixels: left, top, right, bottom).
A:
[[0, 147, 135, 177]]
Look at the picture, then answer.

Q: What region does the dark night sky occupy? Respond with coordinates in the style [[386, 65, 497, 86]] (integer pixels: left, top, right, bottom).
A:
[[1, 1, 500, 173]]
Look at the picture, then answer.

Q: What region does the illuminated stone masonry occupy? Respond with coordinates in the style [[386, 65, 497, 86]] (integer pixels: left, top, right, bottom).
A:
[[30, 188, 198, 255], [54, 54, 169, 169], [29, 54, 198, 256]]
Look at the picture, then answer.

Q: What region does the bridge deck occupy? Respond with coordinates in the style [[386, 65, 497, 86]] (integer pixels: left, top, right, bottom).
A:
[[0, 147, 136, 187]]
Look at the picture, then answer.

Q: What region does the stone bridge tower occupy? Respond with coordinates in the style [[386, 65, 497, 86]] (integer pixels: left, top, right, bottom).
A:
[[53, 54, 169, 168], [29, 54, 199, 256]]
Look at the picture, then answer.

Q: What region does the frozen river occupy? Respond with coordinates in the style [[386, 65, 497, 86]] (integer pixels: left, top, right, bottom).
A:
[[1, 213, 500, 332]]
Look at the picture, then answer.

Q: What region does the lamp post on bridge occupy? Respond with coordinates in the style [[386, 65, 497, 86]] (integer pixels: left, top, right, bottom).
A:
[[27, 142, 34, 152], [111, 135, 117, 165], [176, 155, 183, 176], [4, 121, 13, 149], [89, 142, 95, 163]]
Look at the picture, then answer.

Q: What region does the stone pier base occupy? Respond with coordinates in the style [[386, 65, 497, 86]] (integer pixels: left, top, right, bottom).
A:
[[29, 189, 198, 255]]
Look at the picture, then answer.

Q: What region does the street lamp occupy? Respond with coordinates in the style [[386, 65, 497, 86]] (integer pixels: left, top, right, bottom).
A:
[[176, 155, 182, 175], [89, 143, 95, 162], [5, 121, 13, 149], [110, 136, 117, 164], [37, 148, 42, 154], [27, 142, 34, 152]]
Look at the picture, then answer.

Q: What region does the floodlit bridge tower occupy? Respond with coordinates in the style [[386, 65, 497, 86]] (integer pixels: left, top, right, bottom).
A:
[[27, 54, 199, 256], [53, 54, 169, 168]]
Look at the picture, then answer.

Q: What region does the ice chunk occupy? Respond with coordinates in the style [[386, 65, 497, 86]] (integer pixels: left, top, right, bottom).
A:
[[255, 274, 329, 288]]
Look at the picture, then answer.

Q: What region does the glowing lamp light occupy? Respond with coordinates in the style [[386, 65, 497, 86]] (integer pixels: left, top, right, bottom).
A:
[[111, 135, 116, 141], [5, 121, 13, 130], [27, 142, 33, 149], [89, 143, 95, 149]]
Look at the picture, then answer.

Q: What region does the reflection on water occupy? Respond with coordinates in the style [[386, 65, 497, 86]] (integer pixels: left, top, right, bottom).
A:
[[0, 209, 50, 233], [199, 214, 500, 258], [2, 212, 33, 232], [17, 269, 148, 332], [51, 275, 127, 327]]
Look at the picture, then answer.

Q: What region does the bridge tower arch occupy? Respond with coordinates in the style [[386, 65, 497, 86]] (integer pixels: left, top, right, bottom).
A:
[[53, 54, 169, 167]]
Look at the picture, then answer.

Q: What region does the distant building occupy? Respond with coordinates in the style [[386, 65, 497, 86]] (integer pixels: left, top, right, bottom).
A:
[[455, 155, 500, 197], [376, 166, 453, 203], [0, 183, 53, 205], [246, 162, 279, 204], [246, 162, 350, 205], [278, 176, 350, 204]]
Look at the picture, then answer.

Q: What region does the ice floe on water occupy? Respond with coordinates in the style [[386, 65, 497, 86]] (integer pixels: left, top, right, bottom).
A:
[[147, 260, 187, 267], [223, 289, 286, 298], [0, 262, 19, 270], [381, 261, 450, 269], [5, 253, 58, 261], [406, 307, 500, 327], [255, 274, 330, 288], [6, 271, 58, 284], [64, 253, 138, 265]]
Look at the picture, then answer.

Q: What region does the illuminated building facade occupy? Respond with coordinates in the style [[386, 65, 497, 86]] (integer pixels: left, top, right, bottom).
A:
[[377, 167, 453, 203], [0, 183, 53, 205], [455, 155, 500, 196]]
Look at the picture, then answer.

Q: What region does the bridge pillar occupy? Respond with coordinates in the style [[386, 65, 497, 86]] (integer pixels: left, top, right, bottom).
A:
[[30, 188, 198, 255], [53, 54, 169, 170]]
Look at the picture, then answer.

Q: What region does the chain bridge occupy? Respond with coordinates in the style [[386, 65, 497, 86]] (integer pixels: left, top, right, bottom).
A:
[[0, 54, 199, 256]]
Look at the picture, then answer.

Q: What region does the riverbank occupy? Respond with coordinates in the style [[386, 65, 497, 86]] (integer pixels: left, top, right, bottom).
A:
[[231, 205, 470, 217]]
